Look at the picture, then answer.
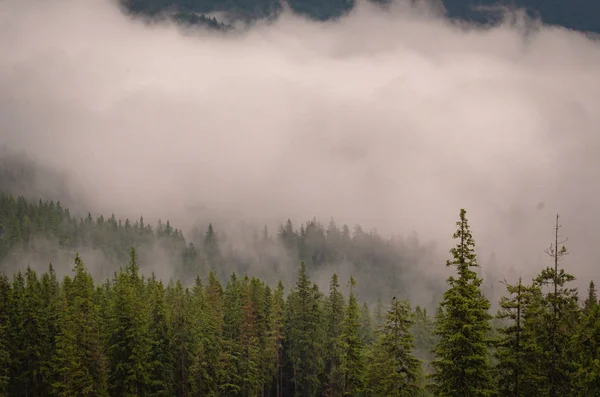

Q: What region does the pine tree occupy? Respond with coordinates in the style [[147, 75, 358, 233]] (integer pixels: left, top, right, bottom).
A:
[[7, 271, 26, 397], [359, 302, 375, 346], [200, 271, 224, 396], [267, 281, 285, 397], [411, 306, 435, 368], [430, 209, 494, 396], [22, 267, 45, 396], [0, 274, 11, 396], [583, 280, 598, 313], [285, 262, 325, 397], [147, 277, 175, 397], [39, 264, 61, 396], [495, 277, 532, 396], [107, 248, 151, 397], [219, 273, 243, 395], [574, 283, 600, 396], [52, 254, 108, 397], [340, 276, 365, 396], [323, 274, 345, 397], [532, 215, 579, 397], [366, 297, 421, 397], [168, 281, 199, 397]]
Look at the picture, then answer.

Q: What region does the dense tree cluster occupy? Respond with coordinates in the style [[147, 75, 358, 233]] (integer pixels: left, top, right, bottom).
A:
[[1, 197, 598, 396], [0, 193, 440, 303], [0, 252, 430, 397]]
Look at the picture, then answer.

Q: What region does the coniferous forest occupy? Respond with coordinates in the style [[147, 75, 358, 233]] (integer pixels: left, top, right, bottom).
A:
[[0, 193, 599, 396]]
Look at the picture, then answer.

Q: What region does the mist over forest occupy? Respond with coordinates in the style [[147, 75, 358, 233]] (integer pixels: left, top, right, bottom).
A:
[[1, 0, 600, 396]]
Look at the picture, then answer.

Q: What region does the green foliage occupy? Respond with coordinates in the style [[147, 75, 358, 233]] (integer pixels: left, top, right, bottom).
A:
[[323, 274, 345, 396], [285, 262, 325, 397], [340, 277, 365, 396], [107, 248, 151, 396], [2, 199, 599, 397], [52, 254, 109, 397], [366, 297, 421, 397], [430, 209, 494, 396]]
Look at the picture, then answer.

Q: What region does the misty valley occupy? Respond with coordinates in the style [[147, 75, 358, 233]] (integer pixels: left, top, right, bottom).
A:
[[0, 194, 598, 396], [2, 0, 600, 396]]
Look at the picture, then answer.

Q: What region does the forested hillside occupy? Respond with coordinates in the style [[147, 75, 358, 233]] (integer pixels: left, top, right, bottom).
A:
[[0, 207, 598, 396], [122, 0, 600, 34], [0, 193, 443, 306]]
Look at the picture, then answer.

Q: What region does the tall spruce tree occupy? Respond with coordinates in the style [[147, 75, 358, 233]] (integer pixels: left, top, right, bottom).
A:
[[430, 209, 494, 396]]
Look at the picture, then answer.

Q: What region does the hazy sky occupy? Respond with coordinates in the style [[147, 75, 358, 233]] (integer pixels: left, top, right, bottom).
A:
[[1, 0, 599, 286]]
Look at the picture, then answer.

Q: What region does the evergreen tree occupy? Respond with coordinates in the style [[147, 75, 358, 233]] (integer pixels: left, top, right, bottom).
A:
[[322, 274, 345, 397], [200, 271, 224, 396], [7, 271, 26, 397], [107, 248, 151, 397], [531, 215, 579, 397], [0, 274, 11, 396], [340, 276, 365, 396], [494, 277, 531, 396], [285, 262, 325, 397], [430, 209, 494, 396], [219, 273, 243, 395], [147, 277, 175, 397], [366, 297, 421, 397], [267, 281, 285, 397], [574, 282, 600, 396], [583, 280, 598, 312], [52, 254, 108, 397], [411, 306, 436, 368], [39, 264, 62, 396], [358, 302, 375, 346]]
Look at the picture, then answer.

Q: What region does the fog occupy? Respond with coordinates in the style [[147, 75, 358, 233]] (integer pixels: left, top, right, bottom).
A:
[[1, 0, 600, 293]]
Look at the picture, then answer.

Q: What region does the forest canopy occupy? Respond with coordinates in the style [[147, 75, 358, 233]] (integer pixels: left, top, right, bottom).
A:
[[0, 195, 598, 396]]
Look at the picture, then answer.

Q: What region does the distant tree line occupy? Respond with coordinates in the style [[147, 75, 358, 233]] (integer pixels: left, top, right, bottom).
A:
[[120, 0, 600, 34], [0, 202, 598, 396], [0, 193, 441, 304]]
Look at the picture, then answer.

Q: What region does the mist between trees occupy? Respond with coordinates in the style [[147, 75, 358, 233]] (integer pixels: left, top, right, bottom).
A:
[[0, 193, 598, 396]]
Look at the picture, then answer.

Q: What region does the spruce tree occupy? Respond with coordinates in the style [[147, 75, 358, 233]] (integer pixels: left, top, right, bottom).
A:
[[107, 248, 151, 397], [285, 262, 325, 397], [532, 215, 579, 397], [200, 271, 224, 396], [219, 273, 243, 395], [52, 254, 108, 397], [574, 284, 600, 396], [430, 209, 494, 396], [323, 274, 345, 397], [366, 297, 421, 397], [39, 264, 61, 396], [494, 277, 531, 396], [267, 281, 285, 397], [147, 277, 175, 397], [583, 280, 598, 312], [0, 274, 11, 396], [340, 277, 365, 396]]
